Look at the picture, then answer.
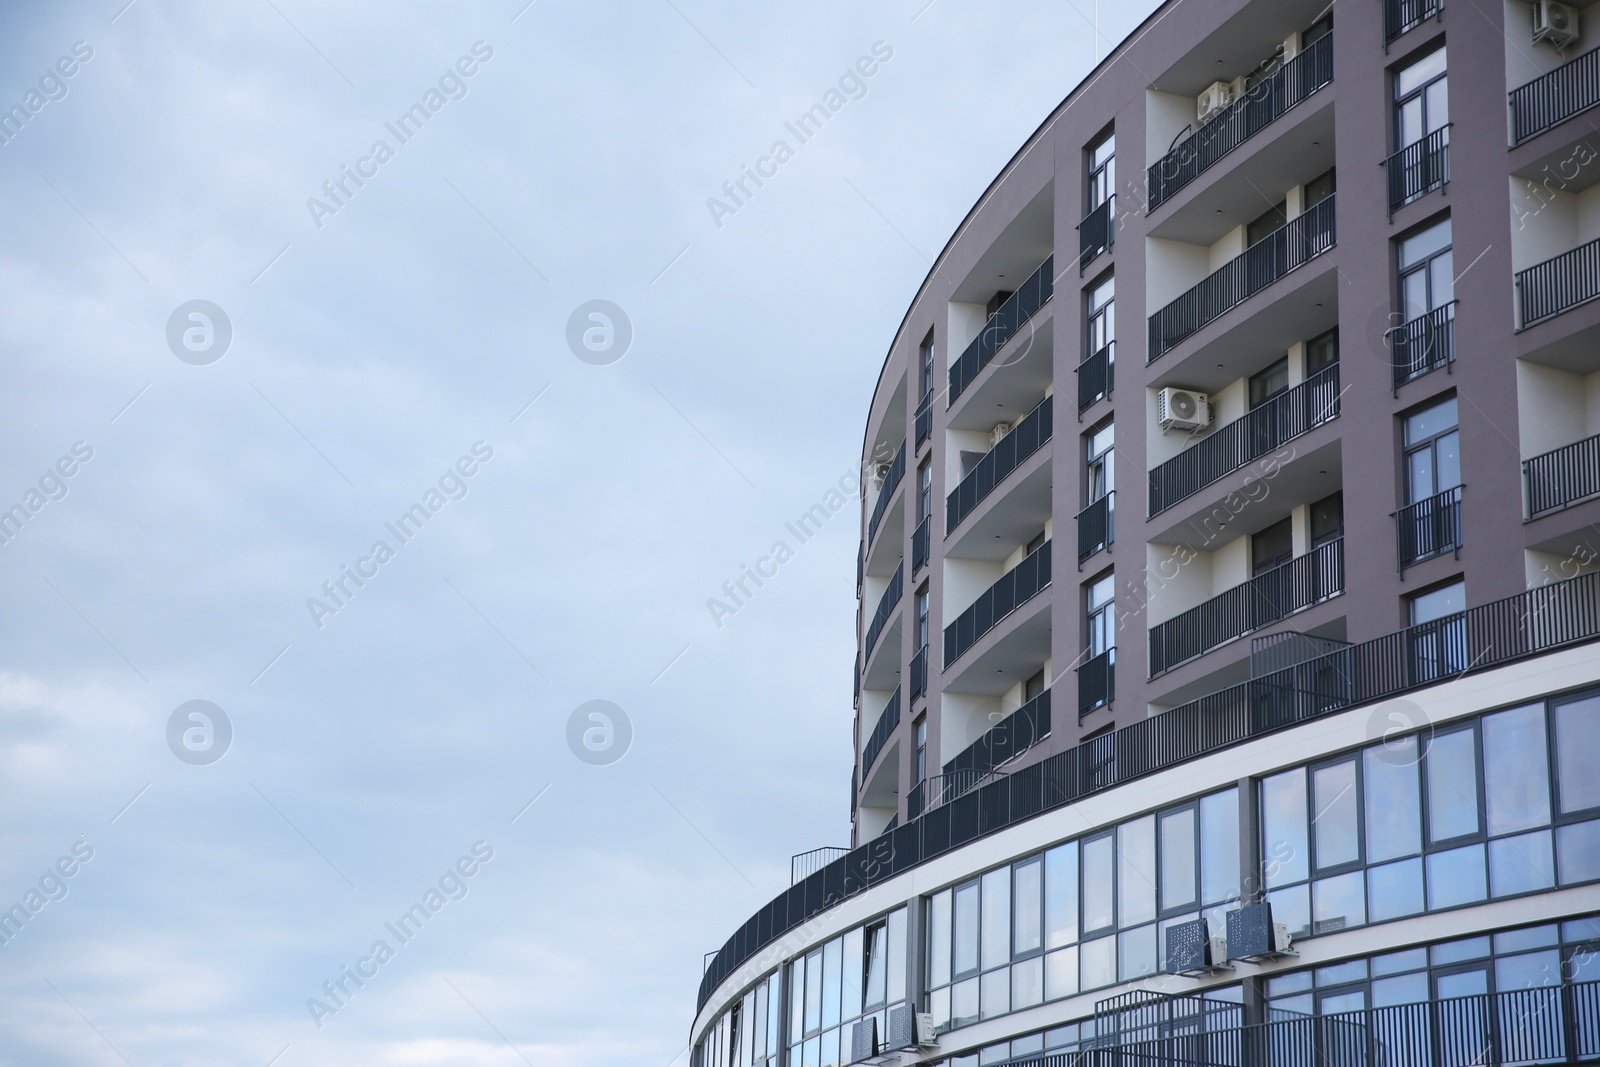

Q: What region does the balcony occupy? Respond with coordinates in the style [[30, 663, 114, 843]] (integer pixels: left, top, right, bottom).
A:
[[1077, 491, 1114, 565], [1147, 365, 1340, 517], [866, 439, 906, 549], [1526, 432, 1600, 518], [943, 541, 1051, 667], [697, 567, 1600, 1012], [863, 563, 903, 661], [1148, 196, 1336, 364], [860, 685, 900, 776], [1384, 0, 1441, 46], [1146, 33, 1333, 212], [1076, 341, 1113, 415], [1149, 538, 1345, 677], [948, 255, 1054, 405], [942, 689, 1050, 785], [1078, 196, 1114, 272], [1077, 648, 1114, 716], [1517, 235, 1600, 328], [1393, 485, 1463, 572], [946, 394, 1053, 533], [1510, 44, 1600, 148], [1383, 124, 1449, 217], [1390, 302, 1455, 391], [911, 516, 930, 574]]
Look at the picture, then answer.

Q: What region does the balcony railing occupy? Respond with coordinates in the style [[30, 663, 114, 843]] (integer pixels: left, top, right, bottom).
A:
[[1076, 341, 1114, 415], [948, 255, 1054, 404], [1517, 234, 1600, 328], [860, 685, 900, 776], [1146, 33, 1334, 211], [866, 439, 906, 548], [1077, 491, 1114, 564], [1510, 43, 1600, 147], [1526, 432, 1600, 517], [1078, 647, 1114, 716], [1384, 0, 1441, 45], [911, 516, 930, 573], [1394, 485, 1462, 572], [1040, 982, 1600, 1067], [698, 568, 1600, 1012], [1383, 123, 1449, 215], [946, 394, 1053, 533], [909, 645, 928, 700], [1078, 196, 1114, 272], [789, 846, 850, 886], [906, 767, 1008, 822], [1149, 538, 1345, 677], [1147, 364, 1340, 516], [1148, 196, 1336, 363], [943, 541, 1051, 667], [942, 689, 1050, 783], [863, 563, 903, 661], [914, 395, 932, 448], [1391, 302, 1455, 391]]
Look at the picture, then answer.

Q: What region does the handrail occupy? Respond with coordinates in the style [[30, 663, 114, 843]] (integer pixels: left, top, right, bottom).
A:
[[946, 395, 1054, 533], [1076, 341, 1114, 415], [1384, 0, 1441, 45], [1525, 431, 1600, 517], [1517, 233, 1600, 328], [1148, 196, 1336, 363], [1076, 490, 1115, 564], [789, 846, 849, 886], [866, 439, 906, 548], [941, 689, 1051, 782], [863, 563, 904, 661], [1078, 196, 1115, 272], [1147, 364, 1340, 516], [860, 685, 901, 777], [948, 255, 1054, 404], [943, 540, 1051, 667], [1149, 538, 1345, 677], [1392, 484, 1462, 572], [697, 567, 1600, 1012], [1147, 33, 1333, 211], [1382, 123, 1450, 215], [1510, 42, 1600, 146], [1390, 301, 1455, 390]]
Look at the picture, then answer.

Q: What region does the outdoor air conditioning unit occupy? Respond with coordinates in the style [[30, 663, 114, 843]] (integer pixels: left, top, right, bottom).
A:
[[1158, 387, 1212, 432], [1197, 79, 1236, 124], [1534, 0, 1580, 48], [989, 421, 1013, 447], [886, 1006, 939, 1052], [873, 461, 892, 482]]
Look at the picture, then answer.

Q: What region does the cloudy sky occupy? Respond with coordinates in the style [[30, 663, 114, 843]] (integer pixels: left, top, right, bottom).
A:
[[0, 2, 1158, 1064]]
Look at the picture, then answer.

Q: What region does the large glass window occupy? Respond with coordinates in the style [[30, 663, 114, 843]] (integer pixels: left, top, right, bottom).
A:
[[1395, 46, 1447, 150], [1088, 130, 1114, 212], [1399, 219, 1453, 328], [784, 911, 906, 1067]]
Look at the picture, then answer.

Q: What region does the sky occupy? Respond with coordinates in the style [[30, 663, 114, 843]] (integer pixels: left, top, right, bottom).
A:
[[0, 2, 1159, 1064]]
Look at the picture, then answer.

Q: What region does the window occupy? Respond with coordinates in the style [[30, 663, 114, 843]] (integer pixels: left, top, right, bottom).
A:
[[1086, 421, 1114, 503], [1088, 130, 1114, 211], [1252, 518, 1293, 575], [913, 716, 927, 786], [1087, 276, 1114, 358], [1311, 492, 1343, 547], [919, 335, 935, 401], [1395, 46, 1447, 151], [1085, 573, 1115, 714], [1408, 579, 1466, 680], [915, 587, 930, 652], [917, 460, 932, 524], [1082, 276, 1115, 410], [1399, 219, 1453, 327], [1249, 357, 1290, 409], [1400, 394, 1461, 565], [1248, 199, 1288, 246], [785, 910, 907, 1065]]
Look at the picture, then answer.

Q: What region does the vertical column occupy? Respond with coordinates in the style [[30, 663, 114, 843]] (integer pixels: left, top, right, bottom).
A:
[[1237, 774, 1267, 1029]]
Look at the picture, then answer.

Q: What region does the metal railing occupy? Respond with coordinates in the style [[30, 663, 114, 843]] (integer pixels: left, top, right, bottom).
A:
[[944, 541, 1051, 666], [699, 568, 1600, 1011], [1077, 491, 1114, 565], [909, 645, 928, 700], [1078, 647, 1114, 716], [1149, 538, 1345, 677], [1147, 364, 1340, 516], [914, 394, 932, 448], [942, 689, 1051, 783], [1391, 301, 1455, 390], [1394, 484, 1463, 571], [1384, 0, 1441, 45], [1384, 123, 1450, 215], [866, 439, 905, 548], [1078, 196, 1114, 272], [789, 846, 849, 886], [1032, 981, 1600, 1067], [1147, 33, 1334, 211], [906, 767, 1009, 821], [1526, 431, 1600, 517], [1517, 234, 1600, 328], [948, 255, 1054, 404], [1076, 341, 1114, 415], [911, 516, 930, 573], [1511, 43, 1600, 147], [860, 685, 900, 776], [863, 562, 903, 661], [1148, 196, 1336, 363], [946, 394, 1053, 533]]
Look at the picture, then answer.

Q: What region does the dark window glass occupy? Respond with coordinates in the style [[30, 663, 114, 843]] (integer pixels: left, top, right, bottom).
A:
[[1304, 168, 1336, 207], [1311, 492, 1344, 546], [1306, 328, 1339, 374], [1252, 518, 1294, 574], [1248, 200, 1288, 246], [1250, 357, 1290, 408]]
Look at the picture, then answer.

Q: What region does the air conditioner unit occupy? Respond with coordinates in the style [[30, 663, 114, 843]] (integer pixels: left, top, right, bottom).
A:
[[1197, 79, 1236, 124], [873, 461, 892, 482], [989, 421, 1013, 447], [1158, 387, 1212, 432], [1534, 0, 1580, 47], [914, 1013, 939, 1048]]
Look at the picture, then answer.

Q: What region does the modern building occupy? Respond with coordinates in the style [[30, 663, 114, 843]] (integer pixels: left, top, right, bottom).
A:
[[691, 0, 1600, 1064]]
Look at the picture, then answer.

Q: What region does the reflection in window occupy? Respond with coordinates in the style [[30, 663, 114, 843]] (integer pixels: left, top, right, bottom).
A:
[[1427, 728, 1480, 844]]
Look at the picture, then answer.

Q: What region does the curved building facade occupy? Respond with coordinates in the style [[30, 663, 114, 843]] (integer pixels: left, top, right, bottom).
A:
[[692, 1, 1600, 1064]]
